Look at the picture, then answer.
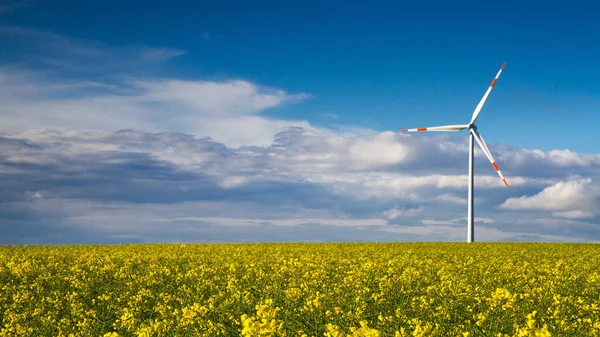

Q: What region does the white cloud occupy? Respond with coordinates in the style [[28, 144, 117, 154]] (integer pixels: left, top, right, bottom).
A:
[[499, 178, 600, 219], [434, 193, 467, 204], [193, 116, 313, 147], [10, 195, 588, 244], [551, 210, 595, 219], [172, 217, 388, 227], [421, 217, 494, 226], [0, 28, 314, 147], [377, 223, 583, 242], [383, 206, 423, 220], [0, 68, 312, 147], [219, 176, 249, 189], [347, 131, 409, 168], [547, 149, 597, 167], [304, 172, 553, 203], [136, 79, 310, 116]]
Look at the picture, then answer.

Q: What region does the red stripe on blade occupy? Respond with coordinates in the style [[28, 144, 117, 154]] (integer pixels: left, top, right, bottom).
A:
[[503, 179, 508, 187], [492, 162, 499, 171], [417, 128, 427, 131], [490, 78, 497, 87], [500, 62, 506, 70], [400, 129, 408, 132]]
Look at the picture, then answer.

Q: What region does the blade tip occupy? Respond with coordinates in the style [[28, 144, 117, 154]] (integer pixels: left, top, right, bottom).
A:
[[501, 61, 507, 70], [400, 129, 408, 132], [503, 179, 508, 187]]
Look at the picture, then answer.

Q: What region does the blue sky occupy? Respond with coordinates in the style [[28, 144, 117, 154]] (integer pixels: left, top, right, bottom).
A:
[[1, 0, 600, 244]]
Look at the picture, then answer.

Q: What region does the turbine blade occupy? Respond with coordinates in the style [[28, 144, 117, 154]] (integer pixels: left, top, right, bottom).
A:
[[470, 129, 508, 187], [400, 124, 468, 132], [469, 62, 506, 124]]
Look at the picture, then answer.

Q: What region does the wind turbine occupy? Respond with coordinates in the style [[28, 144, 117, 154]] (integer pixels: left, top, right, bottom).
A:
[[399, 62, 508, 243]]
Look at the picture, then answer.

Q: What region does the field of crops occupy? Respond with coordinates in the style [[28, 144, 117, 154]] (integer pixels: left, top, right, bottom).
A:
[[1, 243, 600, 336]]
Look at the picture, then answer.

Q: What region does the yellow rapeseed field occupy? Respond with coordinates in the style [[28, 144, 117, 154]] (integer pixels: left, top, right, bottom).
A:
[[1, 243, 599, 336]]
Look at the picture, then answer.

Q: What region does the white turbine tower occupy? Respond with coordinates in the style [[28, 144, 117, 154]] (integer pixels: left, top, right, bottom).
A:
[[399, 62, 508, 243]]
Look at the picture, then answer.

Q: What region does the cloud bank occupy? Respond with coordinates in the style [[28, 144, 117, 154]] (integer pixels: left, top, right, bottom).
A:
[[2, 127, 599, 244], [1, 27, 599, 244]]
